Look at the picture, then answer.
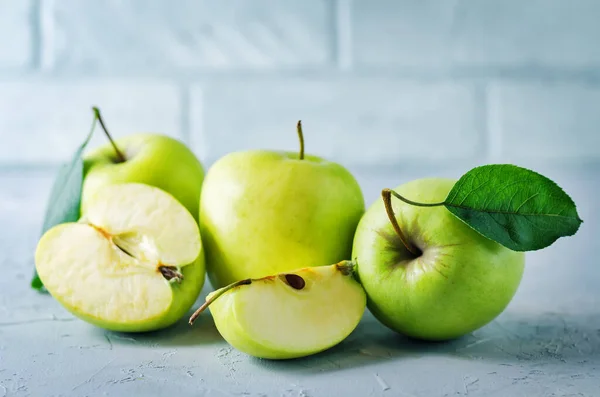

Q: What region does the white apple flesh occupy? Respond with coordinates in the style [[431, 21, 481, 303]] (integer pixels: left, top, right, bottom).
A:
[[352, 178, 525, 341], [35, 183, 206, 332], [189, 262, 366, 360]]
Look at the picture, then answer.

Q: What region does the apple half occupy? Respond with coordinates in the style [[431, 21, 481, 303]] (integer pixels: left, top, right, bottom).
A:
[[189, 261, 366, 360], [35, 183, 206, 332]]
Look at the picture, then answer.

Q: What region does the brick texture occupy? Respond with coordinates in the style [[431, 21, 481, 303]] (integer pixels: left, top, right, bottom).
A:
[[191, 79, 482, 166], [41, 0, 334, 72], [0, 0, 597, 168], [0, 82, 182, 164], [0, 0, 33, 69], [352, 0, 600, 69], [489, 82, 600, 161]]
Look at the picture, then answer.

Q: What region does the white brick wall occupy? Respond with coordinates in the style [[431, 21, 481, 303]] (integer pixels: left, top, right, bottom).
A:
[[353, 0, 600, 69], [0, 0, 598, 168], [193, 79, 482, 165], [0, 82, 182, 164], [41, 0, 334, 72], [489, 82, 600, 161], [0, 0, 34, 69]]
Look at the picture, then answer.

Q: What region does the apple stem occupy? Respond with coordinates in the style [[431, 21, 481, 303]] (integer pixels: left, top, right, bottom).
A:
[[189, 278, 252, 325], [92, 106, 126, 163], [297, 120, 305, 160], [388, 189, 446, 208], [381, 189, 420, 256]]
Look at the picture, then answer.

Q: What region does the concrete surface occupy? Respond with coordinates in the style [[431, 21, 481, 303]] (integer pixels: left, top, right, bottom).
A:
[[1, 163, 599, 396]]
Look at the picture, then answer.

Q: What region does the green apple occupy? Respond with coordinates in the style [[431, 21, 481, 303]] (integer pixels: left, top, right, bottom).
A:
[[352, 178, 525, 341], [189, 261, 366, 359], [35, 183, 206, 332], [199, 121, 365, 289], [81, 131, 205, 221]]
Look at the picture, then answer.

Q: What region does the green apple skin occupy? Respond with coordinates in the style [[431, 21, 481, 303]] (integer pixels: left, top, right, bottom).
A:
[[352, 178, 525, 341], [81, 133, 205, 220], [199, 150, 365, 289], [205, 262, 366, 360], [35, 183, 206, 333]]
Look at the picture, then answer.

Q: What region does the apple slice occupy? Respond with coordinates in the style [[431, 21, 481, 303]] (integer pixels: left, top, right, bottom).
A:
[[189, 261, 366, 360], [35, 183, 205, 332]]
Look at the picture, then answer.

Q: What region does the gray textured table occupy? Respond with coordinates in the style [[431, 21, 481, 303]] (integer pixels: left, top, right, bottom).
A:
[[1, 163, 599, 396]]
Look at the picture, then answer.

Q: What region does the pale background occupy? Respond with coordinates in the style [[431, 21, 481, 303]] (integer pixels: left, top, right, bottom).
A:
[[0, 0, 599, 169], [1, 1, 599, 396]]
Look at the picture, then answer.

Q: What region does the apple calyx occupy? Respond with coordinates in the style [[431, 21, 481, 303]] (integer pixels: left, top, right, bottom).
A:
[[335, 260, 356, 276], [297, 120, 305, 160], [381, 188, 422, 256], [92, 106, 126, 163], [158, 265, 184, 283]]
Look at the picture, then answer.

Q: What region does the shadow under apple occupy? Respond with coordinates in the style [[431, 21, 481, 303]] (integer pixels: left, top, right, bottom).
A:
[[247, 310, 600, 374], [90, 306, 224, 349]]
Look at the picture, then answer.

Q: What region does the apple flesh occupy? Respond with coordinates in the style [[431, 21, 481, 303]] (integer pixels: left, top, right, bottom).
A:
[[352, 178, 525, 341], [81, 133, 205, 220], [35, 183, 206, 332], [192, 261, 366, 360], [199, 149, 365, 289]]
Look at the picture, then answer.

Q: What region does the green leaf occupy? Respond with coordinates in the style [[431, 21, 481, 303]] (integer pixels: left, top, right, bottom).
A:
[[444, 164, 583, 251], [30, 117, 97, 291]]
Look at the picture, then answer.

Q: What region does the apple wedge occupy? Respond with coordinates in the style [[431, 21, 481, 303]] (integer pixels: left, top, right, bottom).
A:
[[189, 261, 366, 360], [35, 183, 206, 332]]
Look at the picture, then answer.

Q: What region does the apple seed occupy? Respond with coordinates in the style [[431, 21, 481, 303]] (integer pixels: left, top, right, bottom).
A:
[[283, 274, 305, 290]]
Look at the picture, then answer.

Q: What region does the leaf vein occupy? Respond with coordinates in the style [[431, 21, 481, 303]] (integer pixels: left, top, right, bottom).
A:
[[514, 192, 540, 213]]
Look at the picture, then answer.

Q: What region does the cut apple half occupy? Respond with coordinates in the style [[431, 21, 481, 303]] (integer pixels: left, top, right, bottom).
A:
[[189, 261, 366, 359], [35, 183, 205, 332]]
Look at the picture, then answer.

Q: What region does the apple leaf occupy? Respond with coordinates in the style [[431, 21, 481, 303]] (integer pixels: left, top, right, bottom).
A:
[[443, 164, 583, 251], [30, 117, 97, 291]]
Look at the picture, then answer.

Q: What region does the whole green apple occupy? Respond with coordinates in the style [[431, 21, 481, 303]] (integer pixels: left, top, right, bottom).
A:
[[352, 177, 525, 341], [81, 132, 205, 220], [199, 122, 365, 289]]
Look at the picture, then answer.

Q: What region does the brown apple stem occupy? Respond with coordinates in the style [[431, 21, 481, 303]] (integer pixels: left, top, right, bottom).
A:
[[189, 278, 252, 325], [388, 189, 445, 207], [159, 265, 184, 283], [381, 189, 420, 256], [92, 106, 126, 163], [297, 120, 305, 160]]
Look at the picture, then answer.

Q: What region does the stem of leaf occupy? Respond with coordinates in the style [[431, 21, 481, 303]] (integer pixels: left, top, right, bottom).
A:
[[388, 189, 446, 207], [189, 278, 252, 325], [92, 107, 126, 163], [381, 189, 420, 256], [297, 120, 305, 160]]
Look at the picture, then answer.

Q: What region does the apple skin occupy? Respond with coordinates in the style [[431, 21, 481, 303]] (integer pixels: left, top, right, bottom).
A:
[[352, 178, 525, 341], [81, 133, 205, 220], [199, 150, 365, 289], [35, 183, 206, 333], [205, 263, 366, 360]]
